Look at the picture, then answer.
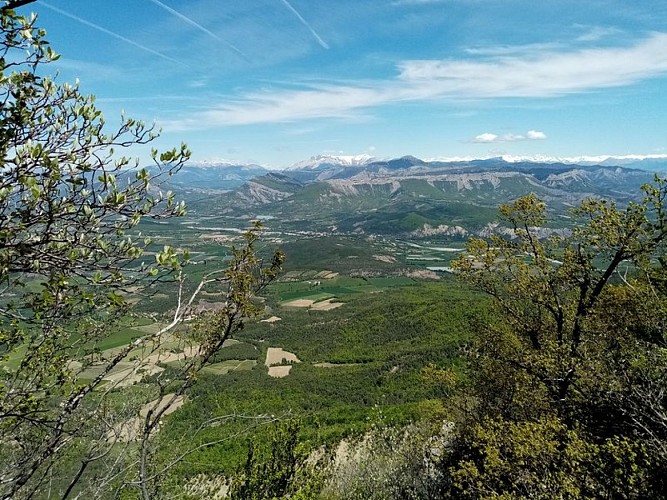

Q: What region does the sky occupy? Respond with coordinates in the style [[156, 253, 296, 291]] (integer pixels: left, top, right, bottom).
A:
[[20, 0, 667, 167]]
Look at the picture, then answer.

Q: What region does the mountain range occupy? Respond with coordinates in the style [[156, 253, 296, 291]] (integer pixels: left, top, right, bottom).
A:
[[175, 153, 664, 200], [172, 153, 667, 191], [172, 154, 665, 237]]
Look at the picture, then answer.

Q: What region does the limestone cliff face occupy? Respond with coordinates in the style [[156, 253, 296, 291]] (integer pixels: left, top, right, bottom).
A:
[[235, 181, 293, 204], [184, 156, 657, 239]]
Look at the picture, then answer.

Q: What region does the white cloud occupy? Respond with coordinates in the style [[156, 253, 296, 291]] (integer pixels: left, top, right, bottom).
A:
[[396, 33, 667, 97], [160, 33, 667, 129], [473, 133, 499, 143], [526, 130, 547, 140], [471, 130, 547, 143]]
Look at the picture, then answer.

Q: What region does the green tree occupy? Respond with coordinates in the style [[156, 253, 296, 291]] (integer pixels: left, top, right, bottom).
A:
[[448, 185, 667, 498], [0, 6, 283, 498], [229, 420, 325, 500]]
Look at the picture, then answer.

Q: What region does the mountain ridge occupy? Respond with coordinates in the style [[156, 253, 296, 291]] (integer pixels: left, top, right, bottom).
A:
[[178, 155, 660, 207]]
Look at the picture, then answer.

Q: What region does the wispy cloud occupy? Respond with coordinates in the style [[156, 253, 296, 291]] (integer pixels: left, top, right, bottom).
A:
[[147, 0, 246, 57], [278, 0, 329, 49], [41, 2, 183, 65], [575, 25, 623, 42], [161, 33, 667, 129], [168, 84, 383, 128], [464, 42, 563, 56], [188, 79, 208, 89], [471, 130, 547, 143], [396, 33, 667, 96]]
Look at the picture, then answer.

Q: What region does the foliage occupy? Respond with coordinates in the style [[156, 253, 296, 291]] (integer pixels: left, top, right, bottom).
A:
[[451, 416, 650, 499], [229, 419, 325, 500], [208, 341, 260, 363], [151, 282, 480, 485], [447, 184, 667, 498], [322, 418, 452, 500], [242, 282, 480, 365], [0, 7, 283, 498]]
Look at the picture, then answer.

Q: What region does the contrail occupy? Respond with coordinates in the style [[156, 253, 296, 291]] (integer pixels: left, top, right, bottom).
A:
[[278, 0, 329, 49], [147, 0, 246, 58], [40, 2, 183, 65]]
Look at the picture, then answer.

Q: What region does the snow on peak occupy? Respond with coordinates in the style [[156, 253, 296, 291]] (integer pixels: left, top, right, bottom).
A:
[[288, 154, 376, 170], [426, 154, 667, 166], [190, 158, 241, 168], [190, 158, 268, 169], [500, 154, 667, 165]]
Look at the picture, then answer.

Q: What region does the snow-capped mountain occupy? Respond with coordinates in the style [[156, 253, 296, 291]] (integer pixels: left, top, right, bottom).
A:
[[427, 154, 667, 168], [160, 162, 269, 192], [287, 154, 377, 171], [189, 158, 269, 169], [151, 152, 667, 199]]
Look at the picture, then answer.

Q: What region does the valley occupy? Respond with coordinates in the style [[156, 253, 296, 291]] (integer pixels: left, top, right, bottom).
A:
[[4, 1, 667, 496], [70, 156, 667, 488], [4, 151, 666, 497]]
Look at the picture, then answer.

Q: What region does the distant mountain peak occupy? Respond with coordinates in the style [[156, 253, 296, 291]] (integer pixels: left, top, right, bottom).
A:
[[397, 155, 422, 162], [426, 153, 667, 167], [190, 158, 268, 169], [288, 154, 377, 170]]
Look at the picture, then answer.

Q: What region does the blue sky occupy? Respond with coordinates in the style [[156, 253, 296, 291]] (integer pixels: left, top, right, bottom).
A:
[[25, 0, 667, 167]]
